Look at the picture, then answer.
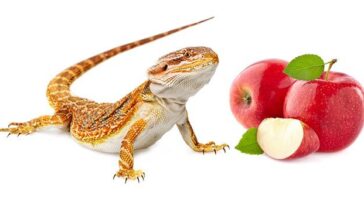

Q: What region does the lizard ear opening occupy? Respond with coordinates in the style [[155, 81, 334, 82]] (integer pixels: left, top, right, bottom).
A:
[[148, 63, 168, 75]]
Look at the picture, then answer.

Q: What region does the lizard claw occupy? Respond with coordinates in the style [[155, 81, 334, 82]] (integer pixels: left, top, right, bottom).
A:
[[8, 122, 25, 128], [1, 122, 34, 137], [195, 142, 229, 155], [114, 169, 145, 183]]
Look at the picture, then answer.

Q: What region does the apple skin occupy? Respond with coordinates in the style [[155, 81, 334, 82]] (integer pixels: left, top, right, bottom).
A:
[[288, 122, 320, 159], [230, 59, 295, 128], [284, 72, 364, 152]]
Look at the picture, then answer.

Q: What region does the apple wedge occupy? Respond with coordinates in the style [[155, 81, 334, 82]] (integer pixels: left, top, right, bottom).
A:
[[257, 118, 320, 160]]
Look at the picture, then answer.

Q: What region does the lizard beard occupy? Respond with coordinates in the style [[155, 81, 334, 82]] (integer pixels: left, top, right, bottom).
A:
[[149, 68, 216, 104]]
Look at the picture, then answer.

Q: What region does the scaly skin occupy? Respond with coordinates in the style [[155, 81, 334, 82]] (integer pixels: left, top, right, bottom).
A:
[[0, 17, 228, 182]]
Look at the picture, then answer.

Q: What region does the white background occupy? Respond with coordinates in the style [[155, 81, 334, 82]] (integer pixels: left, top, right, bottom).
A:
[[0, 0, 363, 204]]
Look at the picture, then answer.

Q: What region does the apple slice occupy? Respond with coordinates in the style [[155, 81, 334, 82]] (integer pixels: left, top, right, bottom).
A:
[[257, 118, 320, 160]]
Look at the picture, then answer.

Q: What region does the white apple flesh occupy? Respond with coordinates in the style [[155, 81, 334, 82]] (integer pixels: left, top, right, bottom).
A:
[[257, 118, 320, 160]]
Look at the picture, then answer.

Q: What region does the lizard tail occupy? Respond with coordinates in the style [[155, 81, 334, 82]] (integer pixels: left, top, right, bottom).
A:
[[46, 17, 214, 109]]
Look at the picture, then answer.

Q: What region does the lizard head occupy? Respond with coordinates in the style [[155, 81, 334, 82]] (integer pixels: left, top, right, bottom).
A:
[[148, 47, 219, 102]]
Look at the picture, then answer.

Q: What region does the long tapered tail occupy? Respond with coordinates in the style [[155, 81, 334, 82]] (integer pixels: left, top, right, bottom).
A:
[[46, 17, 214, 109]]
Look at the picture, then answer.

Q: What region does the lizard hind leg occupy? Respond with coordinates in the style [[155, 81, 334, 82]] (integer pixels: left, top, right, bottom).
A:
[[0, 113, 70, 137]]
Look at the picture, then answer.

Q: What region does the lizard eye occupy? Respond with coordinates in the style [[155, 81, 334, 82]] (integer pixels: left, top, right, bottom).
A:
[[162, 64, 168, 71], [148, 64, 169, 75], [184, 52, 191, 57]]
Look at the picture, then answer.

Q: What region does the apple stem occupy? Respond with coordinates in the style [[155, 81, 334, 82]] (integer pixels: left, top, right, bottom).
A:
[[324, 59, 337, 81]]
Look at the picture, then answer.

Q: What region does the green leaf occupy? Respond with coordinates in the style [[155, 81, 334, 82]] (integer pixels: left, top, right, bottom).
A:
[[284, 54, 325, 80], [235, 128, 263, 155]]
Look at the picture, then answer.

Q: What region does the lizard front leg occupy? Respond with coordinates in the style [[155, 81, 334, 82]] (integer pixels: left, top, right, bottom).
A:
[[114, 119, 146, 183], [177, 113, 229, 154], [0, 112, 70, 136]]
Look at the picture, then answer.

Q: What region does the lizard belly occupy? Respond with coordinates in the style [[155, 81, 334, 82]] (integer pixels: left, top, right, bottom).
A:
[[133, 115, 178, 150], [73, 103, 184, 153], [88, 121, 175, 153]]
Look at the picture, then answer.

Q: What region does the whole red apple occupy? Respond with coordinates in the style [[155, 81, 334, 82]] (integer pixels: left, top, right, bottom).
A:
[[284, 72, 364, 152], [230, 59, 295, 128]]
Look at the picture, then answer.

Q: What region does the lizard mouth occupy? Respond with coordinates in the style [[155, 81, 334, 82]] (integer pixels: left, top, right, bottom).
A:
[[149, 78, 166, 86]]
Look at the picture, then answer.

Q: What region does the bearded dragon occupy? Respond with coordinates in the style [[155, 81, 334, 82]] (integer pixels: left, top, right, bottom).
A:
[[0, 17, 228, 182]]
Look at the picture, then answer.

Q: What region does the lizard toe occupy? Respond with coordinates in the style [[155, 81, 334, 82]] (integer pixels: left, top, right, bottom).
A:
[[196, 142, 229, 154], [114, 169, 145, 183]]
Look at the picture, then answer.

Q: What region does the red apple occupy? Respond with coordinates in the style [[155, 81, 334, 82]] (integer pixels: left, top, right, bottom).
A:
[[284, 72, 364, 152], [230, 59, 295, 128], [257, 118, 320, 160]]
